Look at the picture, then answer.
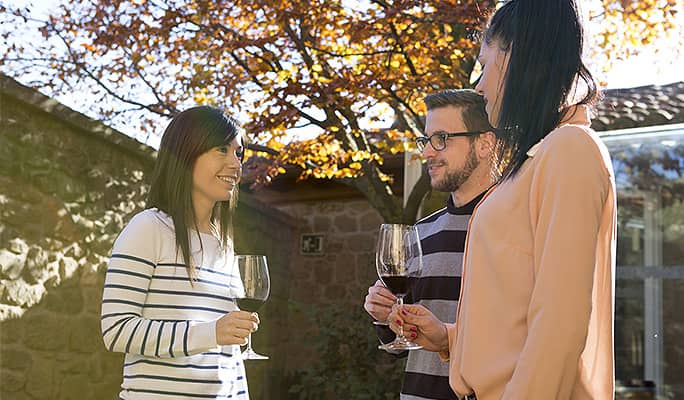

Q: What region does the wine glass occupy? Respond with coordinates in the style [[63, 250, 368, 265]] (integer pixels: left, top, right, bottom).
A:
[[372, 238, 392, 326], [234, 255, 270, 360], [376, 224, 423, 351]]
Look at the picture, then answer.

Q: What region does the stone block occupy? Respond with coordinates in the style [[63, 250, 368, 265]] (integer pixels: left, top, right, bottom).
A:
[[25, 358, 54, 400], [312, 261, 332, 284], [54, 213, 79, 241], [347, 234, 376, 252], [23, 245, 50, 284], [356, 253, 377, 284], [0, 348, 32, 371], [325, 238, 344, 253], [43, 290, 66, 313], [0, 369, 25, 392], [56, 352, 87, 373], [58, 257, 79, 281], [64, 243, 84, 259], [312, 216, 331, 232], [8, 238, 28, 255], [80, 263, 99, 286], [291, 281, 320, 304], [335, 264, 356, 285], [289, 262, 312, 280], [69, 315, 100, 353], [0, 249, 26, 280], [24, 312, 70, 351], [0, 318, 24, 344], [0, 390, 31, 400], [99, 351, 125, 382], [0, 225, 20, 250], [359, 210, 384, 229], [334, 215, 358, 233], [326, 284, 346, 300], [88, 354, 104, 382], [1, 280, 46, 308], [319, 202, 345, 214], [58, 286, 84, 315], [82, 287, 103, 315], [44, 273, 61, 289], [96, 380, 122, 400]]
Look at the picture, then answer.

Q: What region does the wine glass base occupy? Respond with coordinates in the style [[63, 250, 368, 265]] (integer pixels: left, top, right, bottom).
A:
[[372, 320, 389, 326], [378, 337, 422, 352], [242, 348, 269, 360]]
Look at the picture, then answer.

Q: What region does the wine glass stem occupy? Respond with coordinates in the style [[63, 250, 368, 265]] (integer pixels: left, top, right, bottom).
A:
[[246, 333, 253, 353], [397, 296, 404, 339]]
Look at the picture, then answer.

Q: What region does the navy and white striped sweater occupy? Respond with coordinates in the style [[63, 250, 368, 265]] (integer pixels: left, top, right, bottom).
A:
[[377, 192, 485, 400], [101, 209, 248, 400]]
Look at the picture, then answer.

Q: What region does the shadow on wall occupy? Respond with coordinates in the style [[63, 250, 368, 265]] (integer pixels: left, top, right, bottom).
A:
[[0, 198, 300, 400], [0, 204, 299, 400], [0, 266, 124, 400]]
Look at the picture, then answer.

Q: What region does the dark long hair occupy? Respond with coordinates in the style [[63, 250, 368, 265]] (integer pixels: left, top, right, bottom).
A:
[[485, 0, 599, 179], [147, 106, 242, 279]]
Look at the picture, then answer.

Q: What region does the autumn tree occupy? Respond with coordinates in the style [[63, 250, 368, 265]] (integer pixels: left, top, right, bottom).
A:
[[586, 0, 682, 84], [1, 0, 681, 222]]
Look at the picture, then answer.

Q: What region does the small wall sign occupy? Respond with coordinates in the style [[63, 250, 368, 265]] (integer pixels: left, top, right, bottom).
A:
[[300, 233, 325, 255]]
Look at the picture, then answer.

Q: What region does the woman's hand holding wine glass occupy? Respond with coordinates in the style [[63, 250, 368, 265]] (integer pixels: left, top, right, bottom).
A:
[[215, 311, 259, 346], [387, 303, 450, 353]]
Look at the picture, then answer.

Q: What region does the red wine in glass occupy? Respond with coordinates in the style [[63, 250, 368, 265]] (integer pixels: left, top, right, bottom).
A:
[[235, 298, 265, 313], [379, 275, 411, 297]]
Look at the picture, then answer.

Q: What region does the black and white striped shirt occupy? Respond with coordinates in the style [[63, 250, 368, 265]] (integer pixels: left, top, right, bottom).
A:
[[101, 209, 249, 400], [378, 192, 485, 400]]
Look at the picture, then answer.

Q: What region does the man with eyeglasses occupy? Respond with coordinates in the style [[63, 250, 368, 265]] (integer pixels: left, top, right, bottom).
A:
[[364, 89, 497, 400]]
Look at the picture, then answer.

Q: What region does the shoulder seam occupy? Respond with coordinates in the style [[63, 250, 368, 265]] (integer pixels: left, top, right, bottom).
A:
[[417, 207, 448, 224]]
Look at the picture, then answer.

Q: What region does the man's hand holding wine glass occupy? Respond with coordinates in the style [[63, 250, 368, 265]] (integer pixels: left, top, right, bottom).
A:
[[364, 279, 397, 322]]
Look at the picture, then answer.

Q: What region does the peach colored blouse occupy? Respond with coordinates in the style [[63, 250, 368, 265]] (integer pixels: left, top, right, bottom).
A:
[[443, 106, 616, 400]]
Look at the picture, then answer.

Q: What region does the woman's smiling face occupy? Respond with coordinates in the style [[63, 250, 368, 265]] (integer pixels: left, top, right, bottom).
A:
[[191, 136, 244, 208]]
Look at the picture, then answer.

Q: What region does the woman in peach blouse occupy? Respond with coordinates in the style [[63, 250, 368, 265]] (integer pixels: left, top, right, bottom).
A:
[[389, 1, 617, 399]]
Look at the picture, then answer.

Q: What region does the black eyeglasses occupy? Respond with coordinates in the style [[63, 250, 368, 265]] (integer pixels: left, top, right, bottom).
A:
[[415, 131, 486, 152]]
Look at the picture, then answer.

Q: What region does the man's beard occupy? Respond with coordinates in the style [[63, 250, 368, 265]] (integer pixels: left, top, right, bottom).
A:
[[432, 144, 479, 192]]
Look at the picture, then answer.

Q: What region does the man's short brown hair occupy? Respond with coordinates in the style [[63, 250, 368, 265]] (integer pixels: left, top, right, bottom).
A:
[[424, 89, 493, 133]]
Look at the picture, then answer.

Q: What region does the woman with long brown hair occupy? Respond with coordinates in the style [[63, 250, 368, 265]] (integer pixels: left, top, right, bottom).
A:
[[101, 106, 258, 399]]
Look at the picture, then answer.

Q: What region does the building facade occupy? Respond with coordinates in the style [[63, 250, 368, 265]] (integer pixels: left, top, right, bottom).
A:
[[2, 73, 683, 399]]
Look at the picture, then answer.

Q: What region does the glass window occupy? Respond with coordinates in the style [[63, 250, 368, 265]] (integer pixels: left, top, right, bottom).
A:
[[603, 124, 684, 400]]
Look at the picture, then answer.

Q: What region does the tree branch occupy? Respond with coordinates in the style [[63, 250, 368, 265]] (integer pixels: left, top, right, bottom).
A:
[[121, 47, 179, 115], [228, 50, 325, 128], [51, 28, 173, 117], [247, 143, 279, 156]]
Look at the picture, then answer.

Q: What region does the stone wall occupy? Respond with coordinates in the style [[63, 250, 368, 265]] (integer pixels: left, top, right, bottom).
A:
[[0, 75, 298, 400], [277, 199, 385, 306], [274, 199, 385, 373], [0, 76, 154, 400]]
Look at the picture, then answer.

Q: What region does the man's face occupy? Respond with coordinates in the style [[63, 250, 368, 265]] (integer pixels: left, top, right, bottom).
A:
[[422, 106, 479, 192]]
